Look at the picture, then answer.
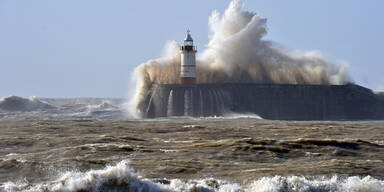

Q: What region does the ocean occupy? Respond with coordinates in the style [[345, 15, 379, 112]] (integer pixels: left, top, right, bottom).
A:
[[0, 96, 384, 192]]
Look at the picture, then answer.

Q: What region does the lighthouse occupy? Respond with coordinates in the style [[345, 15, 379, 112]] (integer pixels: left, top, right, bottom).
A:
[[180, 30, 197, 85]]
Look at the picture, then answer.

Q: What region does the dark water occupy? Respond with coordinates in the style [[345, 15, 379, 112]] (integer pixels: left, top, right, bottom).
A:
[[0, 97, 384, 191]]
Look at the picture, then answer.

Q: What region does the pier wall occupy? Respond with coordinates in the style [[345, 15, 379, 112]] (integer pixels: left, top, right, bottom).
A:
[[141, 83, 384, 120]]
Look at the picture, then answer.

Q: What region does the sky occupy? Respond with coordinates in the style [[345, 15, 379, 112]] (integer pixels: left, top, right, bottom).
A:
[[1, 0, 383, 98]]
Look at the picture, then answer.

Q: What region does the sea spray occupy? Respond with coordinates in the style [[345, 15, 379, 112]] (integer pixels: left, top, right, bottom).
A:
[[167, 90, 174, 117], [129, 0, 350, 118]]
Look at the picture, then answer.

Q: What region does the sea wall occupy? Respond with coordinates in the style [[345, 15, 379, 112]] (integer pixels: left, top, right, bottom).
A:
[[141, 83, 384, 120]]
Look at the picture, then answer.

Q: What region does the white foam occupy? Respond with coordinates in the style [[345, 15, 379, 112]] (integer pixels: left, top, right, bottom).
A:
[[2, 160, 384, 192], [1, 160, 168, 192], [159, 149, 179, 153], [143, 113, 263, 121], [4, 153, 26, 163], [196, 112, 263, 120], [249, 175, 384, 192], [222, 112, 263, 120], [163, 140, 195, 143]]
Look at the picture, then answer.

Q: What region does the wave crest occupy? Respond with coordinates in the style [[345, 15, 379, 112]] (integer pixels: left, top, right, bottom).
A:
[[2, 160, 384, 192], [0, 96, 55, 112]]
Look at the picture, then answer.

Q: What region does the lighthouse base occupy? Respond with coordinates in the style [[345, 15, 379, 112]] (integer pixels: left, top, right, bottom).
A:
[[180, 78, 196, 85]]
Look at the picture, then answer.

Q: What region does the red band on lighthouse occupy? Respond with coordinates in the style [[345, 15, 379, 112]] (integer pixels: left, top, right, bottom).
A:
[[180, 77, 196, 85]]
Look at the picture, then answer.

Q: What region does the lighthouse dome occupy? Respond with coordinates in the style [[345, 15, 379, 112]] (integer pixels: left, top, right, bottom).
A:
[[184, 30, 193, 41]]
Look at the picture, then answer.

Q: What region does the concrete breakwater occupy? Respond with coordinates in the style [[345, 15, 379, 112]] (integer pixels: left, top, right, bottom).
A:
[[141, 83, 384, 120]]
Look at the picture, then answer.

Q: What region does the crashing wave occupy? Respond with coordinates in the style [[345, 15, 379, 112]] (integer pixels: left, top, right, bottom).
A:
[[0, 97, 130, 120], [77, 101, 125, 119], [129, 0, 350, 118], [2, 160, 384, 192], [0, 96, 55, 112]]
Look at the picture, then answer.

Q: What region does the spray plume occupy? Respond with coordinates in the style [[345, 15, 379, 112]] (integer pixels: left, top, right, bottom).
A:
[[129, 0, 350, 118]]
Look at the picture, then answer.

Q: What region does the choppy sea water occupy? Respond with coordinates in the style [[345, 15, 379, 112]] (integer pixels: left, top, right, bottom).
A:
[[0, 96, 384, 192], [0, 96, 127, 120]]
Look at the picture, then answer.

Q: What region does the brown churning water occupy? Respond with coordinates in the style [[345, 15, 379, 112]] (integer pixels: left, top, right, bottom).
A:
[[1, 118, 384, 191]]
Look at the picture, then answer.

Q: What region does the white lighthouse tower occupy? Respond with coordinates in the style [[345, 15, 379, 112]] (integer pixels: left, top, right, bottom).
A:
[[180, 30, 197, 85]]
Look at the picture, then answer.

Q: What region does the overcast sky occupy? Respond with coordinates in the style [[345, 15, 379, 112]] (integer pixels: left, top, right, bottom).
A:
[[1, 0, 383, 97]]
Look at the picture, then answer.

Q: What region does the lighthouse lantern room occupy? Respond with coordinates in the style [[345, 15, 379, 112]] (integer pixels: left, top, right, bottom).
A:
[[180, 30, 197, 85]]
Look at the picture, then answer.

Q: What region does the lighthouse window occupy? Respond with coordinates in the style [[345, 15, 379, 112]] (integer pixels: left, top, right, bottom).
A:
[[185, 41, 193, 46]]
